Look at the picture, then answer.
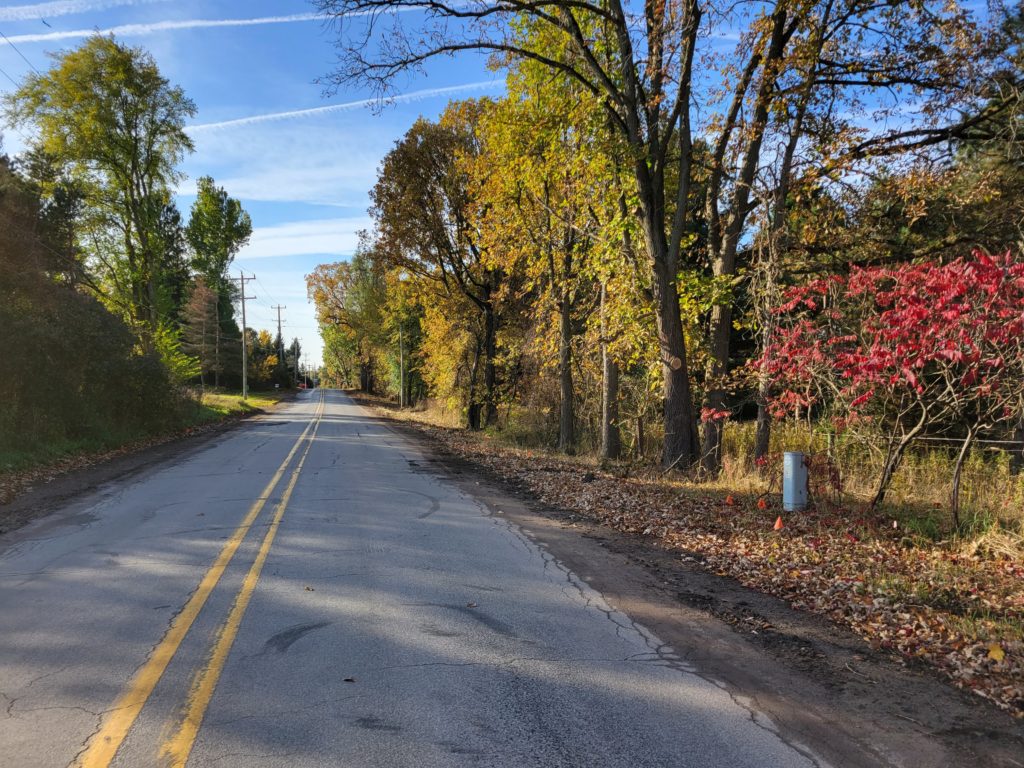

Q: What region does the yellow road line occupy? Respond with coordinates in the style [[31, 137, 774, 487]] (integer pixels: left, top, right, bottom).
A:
[[160, 391, 324, 767], [73, 391, 324, 768]]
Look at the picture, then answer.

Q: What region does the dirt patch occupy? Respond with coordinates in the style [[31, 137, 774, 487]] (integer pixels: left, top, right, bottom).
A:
[[356, 396, 1024, 768]]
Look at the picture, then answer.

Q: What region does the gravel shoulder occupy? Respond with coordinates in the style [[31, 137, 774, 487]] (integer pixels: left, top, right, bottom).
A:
[[363, 401, 1024, 768]]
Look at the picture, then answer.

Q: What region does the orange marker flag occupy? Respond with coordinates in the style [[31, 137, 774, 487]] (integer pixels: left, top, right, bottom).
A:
[[773, 516, 784, 531]]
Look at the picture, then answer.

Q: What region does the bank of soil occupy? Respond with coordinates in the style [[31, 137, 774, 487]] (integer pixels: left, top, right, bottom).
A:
[[354, 394, 1024, 768]]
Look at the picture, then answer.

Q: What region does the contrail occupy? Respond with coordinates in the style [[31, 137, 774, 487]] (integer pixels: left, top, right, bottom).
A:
[[0, 0, 169, 23], [187, 81, 505, 133], [0, 12, 321, 44]]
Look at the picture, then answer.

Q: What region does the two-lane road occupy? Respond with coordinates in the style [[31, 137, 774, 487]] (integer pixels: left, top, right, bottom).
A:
[[0, 390, 823, 767]]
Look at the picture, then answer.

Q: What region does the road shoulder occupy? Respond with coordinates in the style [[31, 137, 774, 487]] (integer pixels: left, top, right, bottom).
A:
[[0, 398, 289, 539], [369, 407, 1024, 768]]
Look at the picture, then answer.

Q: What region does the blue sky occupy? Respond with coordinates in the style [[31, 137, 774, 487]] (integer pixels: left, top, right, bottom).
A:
[[0, 0, 504, 368]]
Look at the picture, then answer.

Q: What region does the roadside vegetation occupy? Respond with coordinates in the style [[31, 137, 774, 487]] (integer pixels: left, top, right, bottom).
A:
[[0, 389, 290, 504], [309, 1, 1024, 714], [1, 36, 304, 485]]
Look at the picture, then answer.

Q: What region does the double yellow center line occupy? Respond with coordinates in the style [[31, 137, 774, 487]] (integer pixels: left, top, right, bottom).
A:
[[75, 390, 325, 768]]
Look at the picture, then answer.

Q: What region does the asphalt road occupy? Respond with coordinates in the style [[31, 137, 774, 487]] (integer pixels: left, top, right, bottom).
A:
[[0, 390, 826, 767]]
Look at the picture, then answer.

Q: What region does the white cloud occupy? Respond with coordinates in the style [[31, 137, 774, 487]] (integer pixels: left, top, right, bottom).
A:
[[187, 81, 504, 133], [1, 12, 320, 44], [180, 117, 387, 206], [0, 0, 167, 22], [178, 81, 504, 206], [240, 217, 372, 259]]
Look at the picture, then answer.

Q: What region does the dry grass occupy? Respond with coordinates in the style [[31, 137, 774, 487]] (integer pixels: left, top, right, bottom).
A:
[[369, 393, 1024, 550], [721, 421, 1024, 538]]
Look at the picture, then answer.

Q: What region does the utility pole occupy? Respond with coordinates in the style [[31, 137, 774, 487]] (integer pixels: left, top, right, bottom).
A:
[[272, 305, 286, 360], [272, 305, 287, 387], [232, 271, 255, 399], [398, 321, 405, 409]]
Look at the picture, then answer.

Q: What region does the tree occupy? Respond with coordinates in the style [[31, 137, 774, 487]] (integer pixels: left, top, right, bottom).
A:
[[307, 248, 388, 393], [286, 338, 303, 385], [186, 176, 253, 290], [182, 278, 220, 390], [475, 54, 607, 452], [5, 35, 196, 336], [370, 103, 502, 428], [317, 0, 1018, 471], [184, 176, 252, 387], [760, 251, 1024, 525], [0, 154, 184, 449]]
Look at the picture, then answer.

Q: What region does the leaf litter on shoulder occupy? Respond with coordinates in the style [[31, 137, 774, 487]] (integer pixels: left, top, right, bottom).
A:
[[389, 414, 1024, 718]]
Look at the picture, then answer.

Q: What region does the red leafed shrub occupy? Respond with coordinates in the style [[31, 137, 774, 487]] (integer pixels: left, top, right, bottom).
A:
[[757, 250, 1024, 525]]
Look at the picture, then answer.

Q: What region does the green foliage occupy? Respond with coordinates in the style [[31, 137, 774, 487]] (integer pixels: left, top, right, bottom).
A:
[[154, 322, 201, 385], [4, 34, 196, 332], [186, 175, 252, 293], [0, 158, 186, 457]]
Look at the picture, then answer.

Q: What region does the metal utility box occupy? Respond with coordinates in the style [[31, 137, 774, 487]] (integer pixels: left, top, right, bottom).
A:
[[783, 451, 808, 512]]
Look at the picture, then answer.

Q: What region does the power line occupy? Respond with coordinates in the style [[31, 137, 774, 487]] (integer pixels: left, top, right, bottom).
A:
[[254, 276, 282, 308], [0, 30, 41, 75], [0, 60, 20, 88]]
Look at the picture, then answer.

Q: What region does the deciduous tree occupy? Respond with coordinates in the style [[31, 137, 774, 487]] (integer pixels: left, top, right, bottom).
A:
[[5, 35, 196, 336]]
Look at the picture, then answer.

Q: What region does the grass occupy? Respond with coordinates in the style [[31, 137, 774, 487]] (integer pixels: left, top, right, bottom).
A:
[[366, 393, 1024, 550], [0, 433, 135, 474], [0, 389, 291, 480], [188, 390, 289, 425]]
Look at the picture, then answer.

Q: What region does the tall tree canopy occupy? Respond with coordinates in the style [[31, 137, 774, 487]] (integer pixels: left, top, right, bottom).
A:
[[186, 175, 253, 291], [4, 34, 196, 336], [317, 0, 1022, 470]]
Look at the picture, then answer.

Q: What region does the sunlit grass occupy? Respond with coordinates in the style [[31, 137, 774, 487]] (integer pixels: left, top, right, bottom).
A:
[[190, 390, 288, 424], [0, 389, 291, 476]]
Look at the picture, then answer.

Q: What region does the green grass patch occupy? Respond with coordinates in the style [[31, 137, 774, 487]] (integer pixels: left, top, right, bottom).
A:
[[0, 389, 290, 477], [187, 390, 288, 425], [0, 431, 141, 474]]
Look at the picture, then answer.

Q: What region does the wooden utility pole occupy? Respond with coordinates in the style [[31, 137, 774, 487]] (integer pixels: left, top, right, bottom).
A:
[[272, 305, 287, 360], [398, 321, 404, 408], [232, 271, 255, 399]]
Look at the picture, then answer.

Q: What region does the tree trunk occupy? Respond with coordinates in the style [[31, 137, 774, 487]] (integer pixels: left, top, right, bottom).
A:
[[467, 340, 482, 430], [557, 293, 575, 454], [700, 8, 790, 477], [601, 286, 621, 462], [602, 355, 620, 460], [950, 427, 977, 530], [635, 414, 645, 460], [754, 398, 771, 464], [871, 408, 927, 508], [482, 297, 497, 427], [652, 265, 698, 469], [701, 301, 732, 474]]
